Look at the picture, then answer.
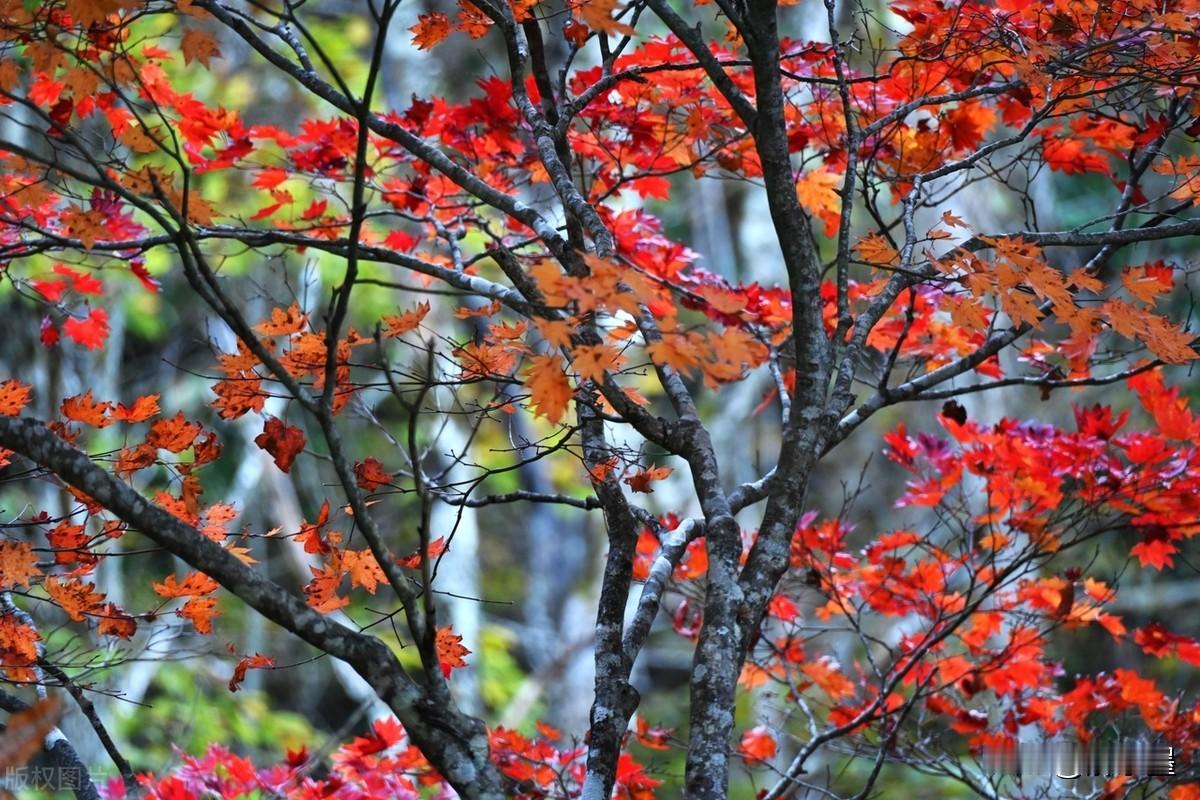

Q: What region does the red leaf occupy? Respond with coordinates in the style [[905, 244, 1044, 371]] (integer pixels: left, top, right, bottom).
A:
[[129, 261, 161, 293], [40, 316, 60, 347], [229, 653, 275, 692], [410, 13, 452, 50], [354, 457, 393, 490], [1131, 528, 1178, 570], [435, 625, 470, 677], [62, 307, 109, 349], [737, 726, 777, 764], [254, 417, 306, 472], [623, 465, 672, 493]]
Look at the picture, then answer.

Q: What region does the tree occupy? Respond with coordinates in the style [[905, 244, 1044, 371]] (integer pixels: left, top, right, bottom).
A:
[[2, 0, 1200, 797]]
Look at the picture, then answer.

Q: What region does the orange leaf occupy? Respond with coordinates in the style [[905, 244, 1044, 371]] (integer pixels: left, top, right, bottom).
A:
[[381, 302, 430, 337], [44, 577, 105, 622], [623, 465, 672, 493], [0, 380, 31, 417], [795, 169, 842, 237], [254, 303, 308, 336], [337, 549, 388, 594], [146, 412, 202, 453], [61, 390, 113, 427], [181, 28, 222, 68], [305, 563, 348, 612], [111, 394, 160, 423], [853, 233, 899, 266], [524, 353, 573, 424], [436, 625, 470, 677], [153, 571, 219, 598], [96, 603, 137, 639], [576, 0, 636, 35], [179, 595, 219, 634], [737, 726, 777, 764], [570, 343, 625, 383], [0, 541, 41, 588], [396, 536, 447, 569], [410, 12, 452, 50], [0, 696, 63, 772], [801, 656, 856, 700], [634, 716, 673, 750], [0, 615, 39, 681]]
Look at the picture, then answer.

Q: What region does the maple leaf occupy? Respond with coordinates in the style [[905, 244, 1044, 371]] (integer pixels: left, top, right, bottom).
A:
[[0, 615, 39, 681], [354, 457, 393, 490], [44, 577, 106, 622], [396, 536, 447, 569], [254, 304, 308, 336], [337, 548, 387, 594], [63, 307, 109, 349], [571, 344, 626, 382], [524, 353, 573, 424], [1131, 528, 1178, 570], [1041, 134, 1112, 176], [46, 522, 93, 568], [255, 417, 306, 472], [795, 169, 842, 237], [634, 716, 673, 750], [298, 500, 336, 555], [153, 571, 220, 598], [61, 390, 114, 427], [112, 394, 160, 423], [181, 28, 222, 68], [179, 595, 220, 634], [801, 656, 856, 700], [629, 175, 671, 200], [576, 0, 636, 34], [381, 301, 431, 337], [410, 13, 452, 50], [944, 295, 990, 330], [435, 625, 470, 678], [60, 208, 107, 251], [53, 264, 102, 294], [853, 233, 899, 266], [0, 696, 62, 773], [229, 653, 275, 692], [146, 412, 202, 453], [1123, 264, 1172, 306], [623, 465, 672, 493], [737, 726, 777, 764], [305, 564, 349, 612], [27, 73, 63, 107], [0, 541, 41, 588], [96, 603, 137, 639], [0, 380, 32, 417]]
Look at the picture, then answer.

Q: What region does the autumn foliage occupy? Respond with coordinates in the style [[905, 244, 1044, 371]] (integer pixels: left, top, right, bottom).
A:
[[3, 0, 1200, 798]]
